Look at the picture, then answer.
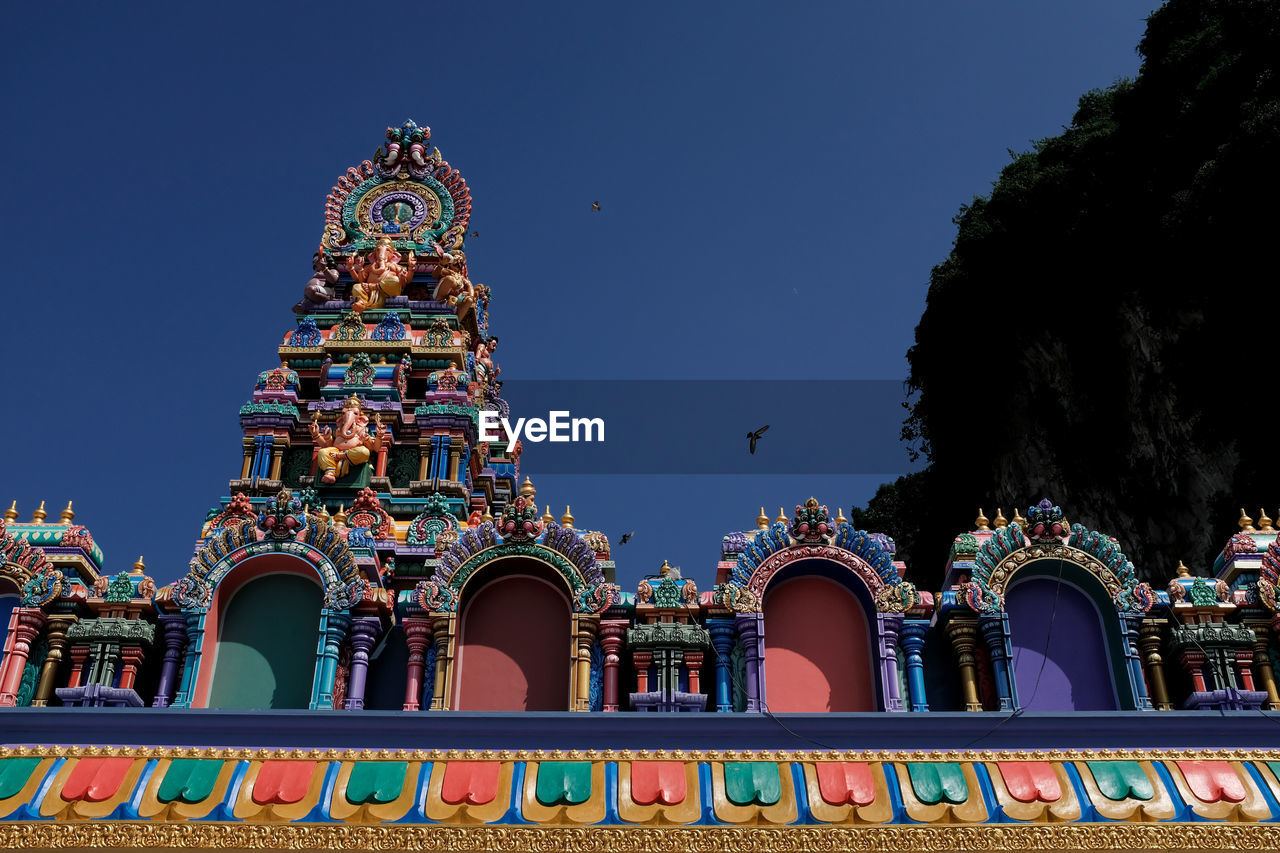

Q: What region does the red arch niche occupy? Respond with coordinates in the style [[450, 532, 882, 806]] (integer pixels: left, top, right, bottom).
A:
[[763, 575, 876, 711], [454, 570, 571, 711]]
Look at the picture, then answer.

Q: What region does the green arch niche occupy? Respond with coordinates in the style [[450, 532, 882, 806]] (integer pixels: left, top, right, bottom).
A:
[[207, 574, 322, 709]]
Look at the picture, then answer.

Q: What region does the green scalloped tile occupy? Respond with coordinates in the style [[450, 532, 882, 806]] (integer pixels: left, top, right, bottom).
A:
[[724, 762, 781, 806], [0, 758, 42, 800], [346, 761, 407, 805], [157, 759, 224, 804], [906, 762, 967, 805], [1086, 761, 1153, 801], [534, 762, 591, 806]]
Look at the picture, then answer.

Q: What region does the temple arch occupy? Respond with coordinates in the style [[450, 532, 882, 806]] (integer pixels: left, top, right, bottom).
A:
[[451, 558, 573, 711], [762, 572, 876, 711], [197, 553, 326, 709], [1003, 560, 1131, 711]]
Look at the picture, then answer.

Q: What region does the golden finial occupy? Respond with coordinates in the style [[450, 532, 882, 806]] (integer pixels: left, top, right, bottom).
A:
[[319, 503, 332, 521], [992, 508, 1008, 529], [775, 507, 787, 524], [1240, 509, 1255, 531], [975, 508, 990, 531], [131, 556, 146, 575], [1011, 507, 1027, 527], [659, 559, 672, 576], [1258, 508, 1274, 532], [1176, 560, 1190, 577], [541, 504, 554, 525], [560, 505, 574, 527], [756, 507, 769, 529], [835, 507, 848, 525], [481, 507, 493, 523], [59, 501, 75, 524], [30, 501, 47, 524], [4, 501, 18, 523], [334, 504, 348, 526], [519, 476, 536, 498]]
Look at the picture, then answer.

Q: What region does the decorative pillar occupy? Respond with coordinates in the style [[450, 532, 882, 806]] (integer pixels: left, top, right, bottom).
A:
[[402, 617, 432, 711], [685, 650, 704, 696], [428, 613, 455, 710], [599, 621, 627, 712], [312, 610, 351, 710], [269, 438, 287, 481], [65, 647, 89, 689], [572, 615, 599, 711], [876, 613, 905, 711], [1139, 619, 1173, 711], [375, 443, 389, 478], [240, 438, 254, 479], [32, 615, 76, 707], [708, 619, 736, 713], [1247, 622, 1280, 709], [1236, 650, 1258, 691], [947, 620, 983, 712], [119, 647, 146, 691], [0, 609, 47, 707], [978, 614, 1014, 710], [899, 620, 930, 712], [343, 617, 382, 710], [170, 610, 206, 709], [152, 614, 189, 708], [633, 650, 653, 694], [1183, 649, 1208, 693], [1121, 614, 1153, 710], [735, 613, 764, 711]]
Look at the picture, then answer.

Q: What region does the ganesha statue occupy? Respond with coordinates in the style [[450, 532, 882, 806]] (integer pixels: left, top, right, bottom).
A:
[[348, 237, 415, 314], [310, 396, 389, 484]]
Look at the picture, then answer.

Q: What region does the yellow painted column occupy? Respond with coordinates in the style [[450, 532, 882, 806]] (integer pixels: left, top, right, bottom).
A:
[[429, 613, 456, 710], [571, 615, 600, 711], [947, 620, 983, 711]]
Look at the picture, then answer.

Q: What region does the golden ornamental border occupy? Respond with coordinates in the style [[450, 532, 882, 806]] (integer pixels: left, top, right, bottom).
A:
[[0, 822, 1278, 851], [4, 745, 1280, 763]]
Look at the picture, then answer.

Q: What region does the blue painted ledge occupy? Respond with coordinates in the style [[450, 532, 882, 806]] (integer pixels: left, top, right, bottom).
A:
[[3, 709, 1280, 751]]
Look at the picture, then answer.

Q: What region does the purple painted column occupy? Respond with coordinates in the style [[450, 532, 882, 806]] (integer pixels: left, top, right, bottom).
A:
[[876, 613, 905, 712], [343, 617, 383, 711], [735, 613, 764, 711], [152, 614, 190, 708]]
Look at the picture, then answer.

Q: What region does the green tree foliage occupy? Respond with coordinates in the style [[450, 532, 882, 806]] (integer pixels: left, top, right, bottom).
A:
[[876, 0, 1280, 589]]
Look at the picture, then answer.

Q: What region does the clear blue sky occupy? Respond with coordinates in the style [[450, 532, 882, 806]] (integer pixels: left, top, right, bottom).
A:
[[0, 1, 1154, 592]]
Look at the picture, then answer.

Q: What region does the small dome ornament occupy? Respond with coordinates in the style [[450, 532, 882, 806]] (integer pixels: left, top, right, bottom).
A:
[[835, 507, 848, 525], [1176, 560, 1190, 577], [1239, 509, 1255, 532], [519, 477, 536, 499], [992, 508, 1008, 529], [774, 507, 787, 524], [541, 505, 554, 525], [975, 508, 990, 531], [131, 556, 146, 575], [560, 506, 574, 528], [659, 559, 672, 576], [60, 501, 75, 525], [334, 504, 348, 527], [1258, 508, 1274, 532], [756, 507, 769, 529], [30, 501, 47, 524], [1011, 507, 1027, 527]]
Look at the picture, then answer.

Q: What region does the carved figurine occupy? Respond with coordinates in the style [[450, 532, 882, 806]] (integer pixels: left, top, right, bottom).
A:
[[433, 258, 476, 318], [293, 251, 339, 312], [474, 336, 499, 382], [310, 396, 389, 484], [348, 237, 415, 314], [92, 574, 110, 597]]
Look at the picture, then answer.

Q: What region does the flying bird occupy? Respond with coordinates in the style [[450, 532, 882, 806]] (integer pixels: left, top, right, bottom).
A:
[[747, 424, 770, 455], [591, 201, 601, 212], [618, 531, 634, 545], [471, 231, 479, 237]]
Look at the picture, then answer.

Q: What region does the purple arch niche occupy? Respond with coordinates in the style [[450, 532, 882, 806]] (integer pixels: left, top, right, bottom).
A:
[[1005, 575, 1118, 711]]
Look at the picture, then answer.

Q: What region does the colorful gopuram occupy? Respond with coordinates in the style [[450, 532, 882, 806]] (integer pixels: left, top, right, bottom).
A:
[[4, 123, 1280, 851]]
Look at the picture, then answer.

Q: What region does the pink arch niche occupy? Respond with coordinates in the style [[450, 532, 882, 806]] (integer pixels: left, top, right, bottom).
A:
[[191, 553, 324, 708], [763, 575, 876, 712], [453, 562, 571, 711]]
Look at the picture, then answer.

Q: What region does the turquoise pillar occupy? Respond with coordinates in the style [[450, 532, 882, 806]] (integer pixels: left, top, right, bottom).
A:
[[900, 620, 930, 712], [311, 610, 351, 710]]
